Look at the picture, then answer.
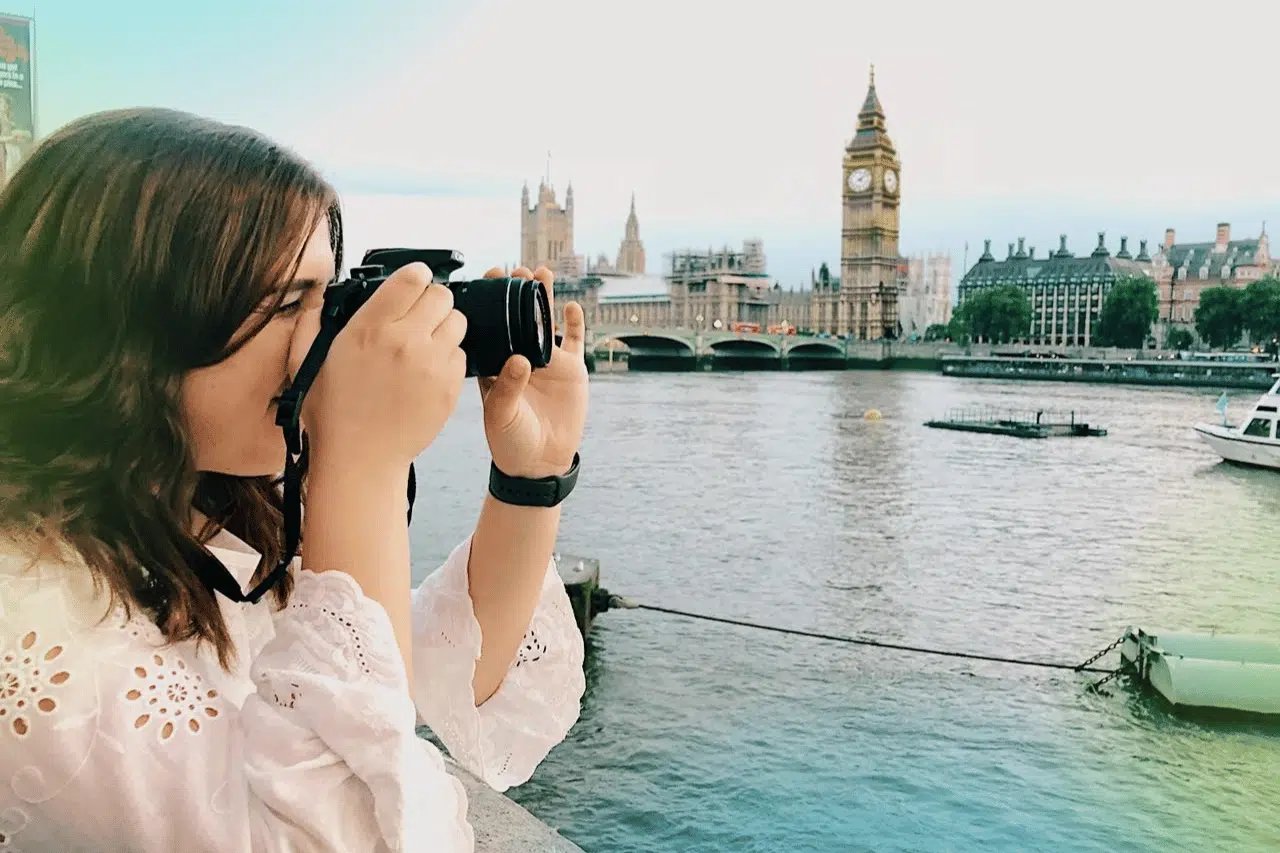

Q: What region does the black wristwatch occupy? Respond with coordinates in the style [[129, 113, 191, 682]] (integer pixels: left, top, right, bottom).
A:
[[488, 453, 580, 507]]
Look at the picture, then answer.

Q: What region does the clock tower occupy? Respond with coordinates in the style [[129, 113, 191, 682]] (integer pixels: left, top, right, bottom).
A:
[[841, 65, 902, 340]]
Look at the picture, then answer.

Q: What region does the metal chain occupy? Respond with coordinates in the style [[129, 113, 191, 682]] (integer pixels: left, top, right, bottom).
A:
[[1087, 668, 1124, 693], [1074, 635, 1124, 672]]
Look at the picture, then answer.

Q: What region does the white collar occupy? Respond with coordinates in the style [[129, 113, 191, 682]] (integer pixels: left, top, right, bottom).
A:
[[203, 527, 265, 589]]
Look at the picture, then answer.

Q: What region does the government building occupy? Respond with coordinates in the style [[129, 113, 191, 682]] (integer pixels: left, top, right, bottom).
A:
[[525, 69, 945, 339], [827, 66, 906, 340], [519, 180, 582, 281], [957, 233, 1153, 347], [1151, 222, 1275, 335]]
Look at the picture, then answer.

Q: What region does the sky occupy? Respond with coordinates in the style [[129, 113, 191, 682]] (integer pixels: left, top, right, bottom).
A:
[[17, 0, 1280, 288]]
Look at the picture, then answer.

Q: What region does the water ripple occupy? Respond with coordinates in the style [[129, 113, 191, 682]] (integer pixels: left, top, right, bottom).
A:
[[413, 371, 1280, 853]]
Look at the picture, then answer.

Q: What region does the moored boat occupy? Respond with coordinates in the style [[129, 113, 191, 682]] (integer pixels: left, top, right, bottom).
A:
[[1194, 373, 1280, 470]]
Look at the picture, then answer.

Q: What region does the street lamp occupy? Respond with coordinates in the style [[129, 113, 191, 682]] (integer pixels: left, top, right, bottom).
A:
[[630, 313, 639, 325], [712, 318, 723, 330]]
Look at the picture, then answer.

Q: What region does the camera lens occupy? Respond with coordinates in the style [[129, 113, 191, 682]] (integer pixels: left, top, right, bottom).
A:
[[450, 275, 553, 378], [357, 249, 553, 379]]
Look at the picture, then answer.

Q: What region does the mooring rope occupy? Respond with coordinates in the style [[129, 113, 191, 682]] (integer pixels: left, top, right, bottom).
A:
[[599, 594, 1121, 675]]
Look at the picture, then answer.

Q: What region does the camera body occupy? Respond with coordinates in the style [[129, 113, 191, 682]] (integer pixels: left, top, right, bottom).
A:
[[321, 248, 553, 378]]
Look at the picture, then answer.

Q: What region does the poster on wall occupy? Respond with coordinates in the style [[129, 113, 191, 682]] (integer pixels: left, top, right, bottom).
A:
[[0, 15, 34, 186]]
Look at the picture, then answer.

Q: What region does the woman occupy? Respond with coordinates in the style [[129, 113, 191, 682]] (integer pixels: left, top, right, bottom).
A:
[[0, 108, 588, 851]]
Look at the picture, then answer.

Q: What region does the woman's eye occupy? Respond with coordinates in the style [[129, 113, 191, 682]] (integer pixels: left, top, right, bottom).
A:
[[275, 300, 304, 316]]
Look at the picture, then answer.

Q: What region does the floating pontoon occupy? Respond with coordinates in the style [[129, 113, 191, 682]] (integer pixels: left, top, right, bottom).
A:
[[1120, 626, 1280, 717], [925, 406, 1107, 438]]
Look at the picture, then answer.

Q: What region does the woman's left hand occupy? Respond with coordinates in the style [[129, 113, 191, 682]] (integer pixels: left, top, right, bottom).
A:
[[476, 265, 588, 479]]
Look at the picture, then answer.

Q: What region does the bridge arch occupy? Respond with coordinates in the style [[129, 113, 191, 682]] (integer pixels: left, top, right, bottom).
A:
[[707, 337, 781, 356], [785, 340, 844, 357], [595, 333, 695, 356]]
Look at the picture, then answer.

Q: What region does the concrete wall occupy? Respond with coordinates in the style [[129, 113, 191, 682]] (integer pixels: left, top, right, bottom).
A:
[[444, 757, 584, 852]]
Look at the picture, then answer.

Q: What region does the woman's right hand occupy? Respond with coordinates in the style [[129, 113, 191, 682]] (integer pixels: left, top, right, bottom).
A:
[[289, 261, 467, 473]]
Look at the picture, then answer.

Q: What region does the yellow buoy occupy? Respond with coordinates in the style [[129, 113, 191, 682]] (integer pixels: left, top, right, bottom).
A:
[[864, 409, 882, 421]]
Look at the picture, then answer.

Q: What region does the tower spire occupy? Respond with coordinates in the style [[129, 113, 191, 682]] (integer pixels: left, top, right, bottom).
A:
[[858, 63, 885, 124]]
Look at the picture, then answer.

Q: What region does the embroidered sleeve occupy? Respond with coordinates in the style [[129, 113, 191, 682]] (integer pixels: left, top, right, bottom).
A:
[[409, 537, 585, 793], [0, 562, 474, 853]]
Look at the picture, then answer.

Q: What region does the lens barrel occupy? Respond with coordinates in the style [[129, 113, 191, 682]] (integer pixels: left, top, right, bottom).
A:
[[347, 248, 552, 378]]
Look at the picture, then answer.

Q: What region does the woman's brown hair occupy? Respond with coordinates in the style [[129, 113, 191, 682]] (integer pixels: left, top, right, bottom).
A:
[[0, 107, 343, 669]]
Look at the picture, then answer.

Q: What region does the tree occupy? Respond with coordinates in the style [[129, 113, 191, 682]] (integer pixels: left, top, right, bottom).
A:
[[1241, 276, 1280, 346], [1166, 327, 1195, 351], [924, 323, 950, 341], [1195, 287, 1246, 350], [1094, 276, 1158, 349], [954, 285, 1031, 344]]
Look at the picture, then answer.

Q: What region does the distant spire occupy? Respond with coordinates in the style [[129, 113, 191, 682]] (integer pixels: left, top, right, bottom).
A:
[[860, 64, 884, 116], [629, 192, 636, 215], [545, 150, 552, 187]]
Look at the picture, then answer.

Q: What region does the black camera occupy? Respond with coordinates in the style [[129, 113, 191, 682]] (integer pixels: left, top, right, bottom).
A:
[[321, 248, 553, 378]]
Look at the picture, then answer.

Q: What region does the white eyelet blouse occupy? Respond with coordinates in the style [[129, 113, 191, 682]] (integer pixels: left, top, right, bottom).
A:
[[0, 528, 585, 852]]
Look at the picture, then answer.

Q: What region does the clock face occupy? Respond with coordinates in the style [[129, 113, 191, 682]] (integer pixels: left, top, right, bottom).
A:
[[883, 169, 898, 194], [847, 168, 871, 192]]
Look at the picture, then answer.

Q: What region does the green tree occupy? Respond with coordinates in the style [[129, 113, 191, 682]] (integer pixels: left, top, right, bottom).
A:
[[954, 285, 1031, 344], [1166, 327, 1195, 350], [1094, 276, 1159, 348], [924, 323, 950, 341], [1241, 276, 1280, 345], [1195, 287, 1246, 350]]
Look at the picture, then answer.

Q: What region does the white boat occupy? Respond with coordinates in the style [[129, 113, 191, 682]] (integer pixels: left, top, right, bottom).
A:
[[1121, 626, 1280, 717], [1193, 374, 1280, 470]]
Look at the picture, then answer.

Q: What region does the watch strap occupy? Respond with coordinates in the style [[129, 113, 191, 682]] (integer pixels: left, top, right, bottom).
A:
[[488, 453, 580, 507]]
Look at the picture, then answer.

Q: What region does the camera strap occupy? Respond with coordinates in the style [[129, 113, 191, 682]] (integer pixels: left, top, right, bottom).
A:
[[205, 293, 416, 604]]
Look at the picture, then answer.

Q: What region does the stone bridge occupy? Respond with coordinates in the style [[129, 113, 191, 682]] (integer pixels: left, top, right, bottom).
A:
[[587, 324, 851, 367]]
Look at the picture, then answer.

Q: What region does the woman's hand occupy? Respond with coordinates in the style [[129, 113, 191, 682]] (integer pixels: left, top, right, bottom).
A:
[[475, 266, 588, 479], [289, 261, 468, 473]]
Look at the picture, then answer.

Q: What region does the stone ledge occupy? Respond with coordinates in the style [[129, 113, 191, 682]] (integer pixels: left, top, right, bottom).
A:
[[443, 757, 584, 852]]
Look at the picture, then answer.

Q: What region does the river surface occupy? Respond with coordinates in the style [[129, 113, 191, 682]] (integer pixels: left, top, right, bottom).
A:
[[410, 370, 1280, 853]]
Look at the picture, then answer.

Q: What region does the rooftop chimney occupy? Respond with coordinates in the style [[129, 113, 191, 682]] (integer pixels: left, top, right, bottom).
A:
[[1056, 234, 1071, 258], [1136, 239, 1150, 262], [1116, 236, 1132, 259], [1016, 237, 1027, 259], [1007, 242, 1015, 260], [1164, 228, 1176, 249], [1215, 222, 1230, 253], [1091, 231, 1109, 258]]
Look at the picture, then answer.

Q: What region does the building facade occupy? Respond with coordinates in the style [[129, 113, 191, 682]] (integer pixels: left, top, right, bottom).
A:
[[1151, 222, 1275, 333], [958, 233, 1153, 347], [900, 253, 953, 339], [560, 240, 818, 333], [520, 180, 582, 280], [663, 242, 777, 329], [838, 66, 904, 340]]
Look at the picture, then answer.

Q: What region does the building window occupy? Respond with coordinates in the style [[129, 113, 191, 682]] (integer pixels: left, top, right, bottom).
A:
[[1244, 417, 1274, 438]]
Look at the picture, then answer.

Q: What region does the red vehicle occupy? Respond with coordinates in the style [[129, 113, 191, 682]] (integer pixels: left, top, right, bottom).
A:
[[729, 321, 761, 333]]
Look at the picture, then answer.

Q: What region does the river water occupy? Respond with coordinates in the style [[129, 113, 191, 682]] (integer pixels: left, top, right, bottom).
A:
[[411, 370, 1280, 853]]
